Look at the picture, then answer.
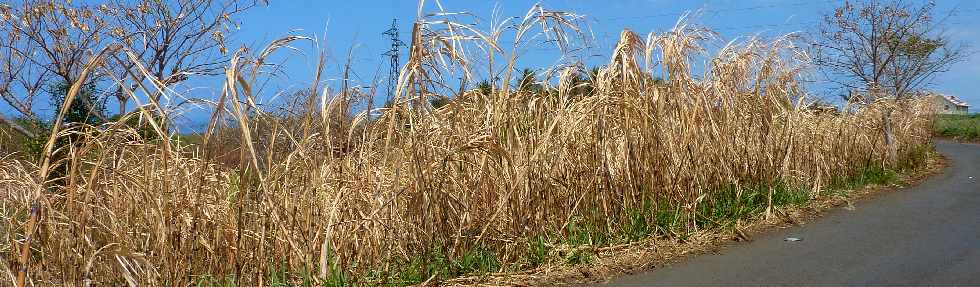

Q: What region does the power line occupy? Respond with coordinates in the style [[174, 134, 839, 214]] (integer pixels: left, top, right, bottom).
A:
[[713, 20, 820, 32], [600, 0, 837, 22]]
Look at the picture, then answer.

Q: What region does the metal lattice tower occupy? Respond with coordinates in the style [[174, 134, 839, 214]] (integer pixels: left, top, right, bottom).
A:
[[382, 19, 405, 103]]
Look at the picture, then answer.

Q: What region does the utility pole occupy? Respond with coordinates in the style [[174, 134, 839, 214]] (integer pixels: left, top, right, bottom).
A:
[[382, 19, 405, 105]]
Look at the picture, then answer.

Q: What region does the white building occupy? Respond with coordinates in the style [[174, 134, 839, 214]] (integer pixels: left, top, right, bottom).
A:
[[931, 94, 969, 115]]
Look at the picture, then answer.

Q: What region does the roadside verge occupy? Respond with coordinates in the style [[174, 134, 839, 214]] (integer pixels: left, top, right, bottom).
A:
[[444, 148, 948, 286]]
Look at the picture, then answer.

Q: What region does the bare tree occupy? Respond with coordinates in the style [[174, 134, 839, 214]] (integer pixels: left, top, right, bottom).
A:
[[0, 0, 262, 136], [815, 1, 966, 98], [0, 8, 45, 137], [107, 0, 263, 109], [813, 0, 967, 164], [0, 1, 109, 136]]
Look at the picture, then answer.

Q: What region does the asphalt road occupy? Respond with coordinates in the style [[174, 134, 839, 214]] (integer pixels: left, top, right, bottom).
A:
[[600, 141, 980, 287]]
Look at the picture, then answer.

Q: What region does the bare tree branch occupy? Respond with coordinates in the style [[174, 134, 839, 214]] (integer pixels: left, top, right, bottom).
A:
[[813, 0, 968, 100], [0, 1, 109, 124], [108, 0, 263, 104]]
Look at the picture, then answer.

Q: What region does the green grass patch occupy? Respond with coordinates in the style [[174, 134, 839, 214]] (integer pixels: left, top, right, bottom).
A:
[[828, 166, 899, 192], [366, 245, 501, 286], [696, 181, 810, 229], [934, 114, 980, 141]]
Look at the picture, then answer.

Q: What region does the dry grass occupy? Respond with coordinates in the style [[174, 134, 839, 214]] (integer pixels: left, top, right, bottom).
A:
[[0, 4, 934, 286], [441, 150, 946, 287]]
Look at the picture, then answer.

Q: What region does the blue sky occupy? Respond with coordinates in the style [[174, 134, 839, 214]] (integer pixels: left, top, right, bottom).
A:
[[5, 1, 980, 130]]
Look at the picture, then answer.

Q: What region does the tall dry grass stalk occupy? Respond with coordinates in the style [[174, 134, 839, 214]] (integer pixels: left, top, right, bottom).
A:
[[1, 4, 933, 286]]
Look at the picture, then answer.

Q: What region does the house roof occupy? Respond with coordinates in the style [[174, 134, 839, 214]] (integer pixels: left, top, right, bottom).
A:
[[943, 95, 970, 107]]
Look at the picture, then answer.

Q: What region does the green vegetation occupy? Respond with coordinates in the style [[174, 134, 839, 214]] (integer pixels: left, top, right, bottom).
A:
[[0, 119, 47, 159], [50, 80, 106, 126], [934, 114, 980, 141]]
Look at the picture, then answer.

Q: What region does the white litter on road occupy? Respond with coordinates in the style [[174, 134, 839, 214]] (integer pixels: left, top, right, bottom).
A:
[[784, 237, 802, 242]]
